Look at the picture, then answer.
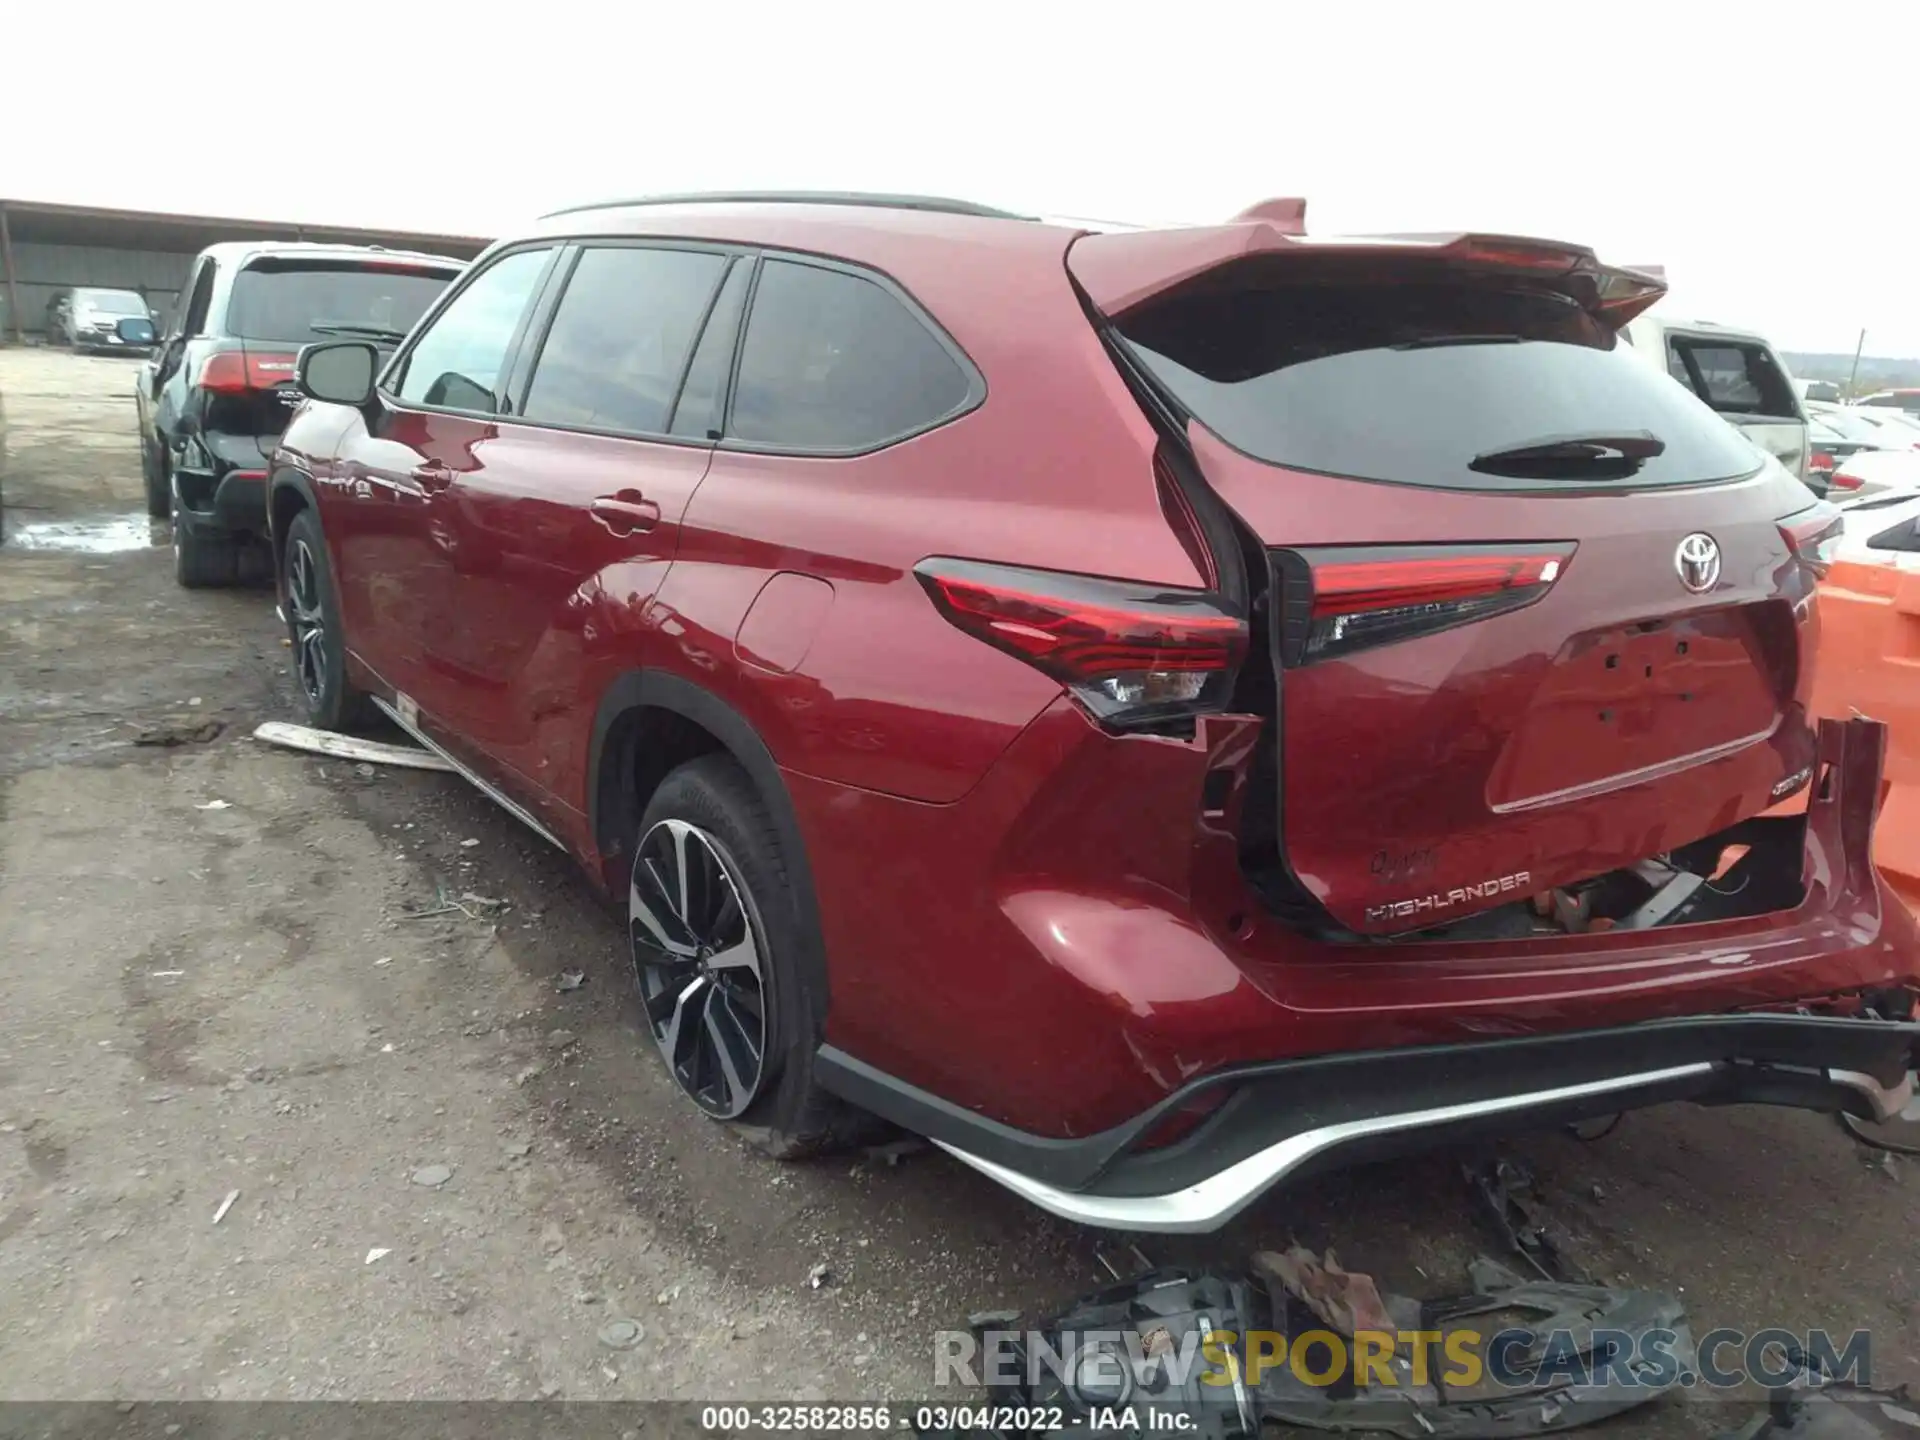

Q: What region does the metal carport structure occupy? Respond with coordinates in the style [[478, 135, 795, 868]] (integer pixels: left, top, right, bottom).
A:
[[0, 199, 490, 342]]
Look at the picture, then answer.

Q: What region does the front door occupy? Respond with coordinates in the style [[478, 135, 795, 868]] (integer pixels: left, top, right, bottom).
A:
[[326, 245, 557, 726], [425, 244, 745, 811]]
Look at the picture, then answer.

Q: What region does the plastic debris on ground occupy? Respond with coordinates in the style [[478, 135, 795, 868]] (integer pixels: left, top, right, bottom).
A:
[[1254, 1245, 1395, 1335], [955, 1249, 1693, 1439], [1717, 1382, 1920, 1437], [1466, 1154, 1577, 1280], [252, 720, 455, 772]]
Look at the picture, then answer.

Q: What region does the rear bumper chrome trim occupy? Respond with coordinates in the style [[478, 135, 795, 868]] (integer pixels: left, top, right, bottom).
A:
[[1489, 723, 1780, 814], [935, 1062, 1715, 1233]]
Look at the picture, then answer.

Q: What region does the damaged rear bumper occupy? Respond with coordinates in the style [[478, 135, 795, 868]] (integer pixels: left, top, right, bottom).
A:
[[818, 1010, 1920, 1232]]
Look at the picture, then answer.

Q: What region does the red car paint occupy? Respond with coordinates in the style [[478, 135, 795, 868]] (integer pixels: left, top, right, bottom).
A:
[[274, 198, 1920, 1143]]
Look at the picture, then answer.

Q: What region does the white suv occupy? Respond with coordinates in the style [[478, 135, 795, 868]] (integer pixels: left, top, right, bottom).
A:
[[1621, 313, 1809, 485]]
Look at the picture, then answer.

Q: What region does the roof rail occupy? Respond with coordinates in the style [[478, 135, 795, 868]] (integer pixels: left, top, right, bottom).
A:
[[540, 190, 1036, 222]]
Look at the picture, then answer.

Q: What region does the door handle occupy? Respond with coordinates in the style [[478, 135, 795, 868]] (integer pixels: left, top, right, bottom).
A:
[[410, 460, 454, 494], [590, 491, 661, 536]]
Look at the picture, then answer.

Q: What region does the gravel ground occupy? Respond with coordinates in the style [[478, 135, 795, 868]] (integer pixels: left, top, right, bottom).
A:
[[1, 346, 1916, 1430]]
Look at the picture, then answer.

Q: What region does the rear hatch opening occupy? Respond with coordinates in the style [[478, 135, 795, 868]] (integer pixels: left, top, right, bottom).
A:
[[1070, 215, 1832, 945]]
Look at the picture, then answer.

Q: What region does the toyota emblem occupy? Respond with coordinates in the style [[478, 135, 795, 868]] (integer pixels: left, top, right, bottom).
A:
[[1675, 533, 1721, 594]]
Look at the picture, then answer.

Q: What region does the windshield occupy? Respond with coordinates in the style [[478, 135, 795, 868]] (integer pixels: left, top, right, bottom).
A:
[[1119, 280, 1764, 491], [227, 261, 456, 345], [79, 291, 147, 315]]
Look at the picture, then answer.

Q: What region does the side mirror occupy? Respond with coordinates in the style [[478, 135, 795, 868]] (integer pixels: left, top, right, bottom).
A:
[[115, 316, 158, 346], [297, 341, 378, 406]]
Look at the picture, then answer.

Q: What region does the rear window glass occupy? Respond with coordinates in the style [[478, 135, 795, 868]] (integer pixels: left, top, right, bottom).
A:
[[1119, 282, 1765, 491], [227, 261, 456, 345], [1670, 340, 1796, 417]]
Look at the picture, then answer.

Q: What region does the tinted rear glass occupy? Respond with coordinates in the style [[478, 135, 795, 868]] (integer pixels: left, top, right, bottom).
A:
[[227, 261, 456, 344], [1119, 282, 1764, 490], [728, 259, 973, 452]]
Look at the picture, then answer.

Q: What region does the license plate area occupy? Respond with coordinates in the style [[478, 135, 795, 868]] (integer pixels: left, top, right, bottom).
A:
[[1489, 608, 1782, 810]]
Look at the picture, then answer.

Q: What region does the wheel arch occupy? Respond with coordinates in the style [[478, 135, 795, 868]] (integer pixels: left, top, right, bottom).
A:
[[267, 466, 319, 577], [590, 671, 832, 1033]]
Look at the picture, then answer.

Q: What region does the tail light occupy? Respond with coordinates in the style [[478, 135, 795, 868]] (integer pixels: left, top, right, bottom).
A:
[[914, 557, 1247, 728], [196, 350, 298, 394], [1829, 470, 1863, 492], [1809, 450, 1837, 475], [1781, 503, 1845, 577], [1276, 543, 1575, 664]]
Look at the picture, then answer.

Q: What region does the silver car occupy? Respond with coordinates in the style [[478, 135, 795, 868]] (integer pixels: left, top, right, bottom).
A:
[[54, 287, 155, 352]]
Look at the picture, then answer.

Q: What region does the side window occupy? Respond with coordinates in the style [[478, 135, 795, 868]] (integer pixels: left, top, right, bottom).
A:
[[1672, 341, 1795, 417], [393, 248, 551, 414], [179, 262, 215, 338], [669, 260, 751, 439], [521, 246, 728, 435], [728, 259, 973, 451]]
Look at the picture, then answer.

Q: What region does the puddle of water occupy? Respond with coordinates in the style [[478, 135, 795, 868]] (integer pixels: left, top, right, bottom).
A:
[[1, 512, 169, 554]]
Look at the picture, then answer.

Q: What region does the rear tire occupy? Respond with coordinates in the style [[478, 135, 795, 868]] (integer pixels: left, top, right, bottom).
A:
[[281, 507, 375, 730], [173, 508, 240, 589], [630, 755, 875, 1159], [141, 434, 171, 519]]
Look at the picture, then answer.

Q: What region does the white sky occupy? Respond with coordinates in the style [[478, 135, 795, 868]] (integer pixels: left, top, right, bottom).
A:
[[7, 0, 1917, 355]]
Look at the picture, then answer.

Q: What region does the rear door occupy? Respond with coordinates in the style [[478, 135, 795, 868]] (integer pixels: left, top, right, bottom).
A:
[[425, 242, 741, 801], [1665, 331, 1809, 482], [1073, 234, 1825, 936]]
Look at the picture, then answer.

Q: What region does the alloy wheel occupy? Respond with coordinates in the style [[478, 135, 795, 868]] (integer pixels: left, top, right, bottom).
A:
[[629, 819, 769, 1118], [286, 539, 327, 705]]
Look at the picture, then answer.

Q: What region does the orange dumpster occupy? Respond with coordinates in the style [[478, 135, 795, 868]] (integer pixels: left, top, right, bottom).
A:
[[1803, 545, 1920, 909]]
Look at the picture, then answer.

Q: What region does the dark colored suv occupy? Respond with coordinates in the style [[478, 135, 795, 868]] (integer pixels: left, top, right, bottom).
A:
[[271, 194, 1920, 1231], [137, 242, 463, 586]]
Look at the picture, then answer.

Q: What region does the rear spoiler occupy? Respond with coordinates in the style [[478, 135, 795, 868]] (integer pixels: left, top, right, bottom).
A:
[[1068, 198, 1669, 329]]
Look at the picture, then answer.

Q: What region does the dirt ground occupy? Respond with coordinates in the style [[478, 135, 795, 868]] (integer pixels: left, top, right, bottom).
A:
[[2, 347, 1916, 1427]]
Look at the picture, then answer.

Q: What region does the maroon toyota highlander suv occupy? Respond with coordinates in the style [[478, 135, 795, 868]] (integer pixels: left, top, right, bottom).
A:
[[269, 192, 1920, 1231]]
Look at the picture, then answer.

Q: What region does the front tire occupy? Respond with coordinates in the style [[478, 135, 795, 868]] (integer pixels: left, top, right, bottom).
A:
[[630, 756, 869, 1157], [281, 507, 374, 730]]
